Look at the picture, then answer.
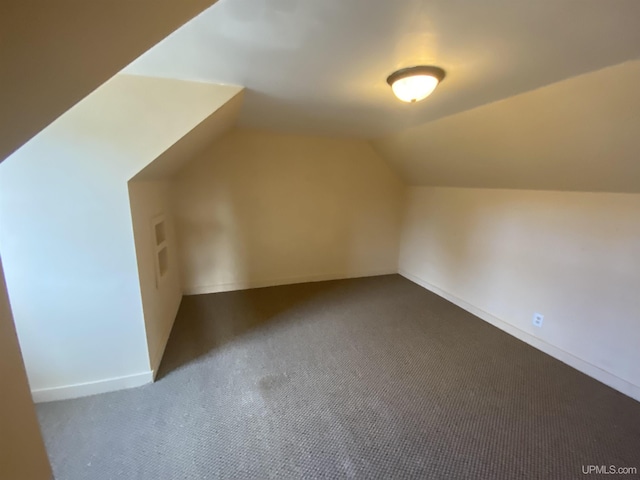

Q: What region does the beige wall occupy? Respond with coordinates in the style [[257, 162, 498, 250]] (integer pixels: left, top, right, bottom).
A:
[[129, 181, 182, 376], [172, 129, 404, 294], [0, 257, 51, 479], [399, 187, 640, 400]]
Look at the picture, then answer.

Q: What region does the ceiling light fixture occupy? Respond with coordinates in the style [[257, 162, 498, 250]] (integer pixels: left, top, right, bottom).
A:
[[387, 66, 446, 103]]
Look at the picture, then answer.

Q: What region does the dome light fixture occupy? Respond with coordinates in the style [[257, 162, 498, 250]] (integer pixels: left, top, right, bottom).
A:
[[387, 66, 446, 103]]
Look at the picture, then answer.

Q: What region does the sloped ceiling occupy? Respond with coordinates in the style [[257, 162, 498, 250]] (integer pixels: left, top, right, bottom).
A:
[[0, 0, 218, 162], [132, 90, 244, 180], [0, 73, 243, 392], [372, 61, 640, 193], [125, 0, 640, 139]]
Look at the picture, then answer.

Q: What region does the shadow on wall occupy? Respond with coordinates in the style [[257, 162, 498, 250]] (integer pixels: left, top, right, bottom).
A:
[[401, 188, 489, 303], [400, 188, 586, 315], [169, 129, 404, 292], [403, 188, 619, 323], [152, 128, 405, 377], [402, 188, 574, 327]]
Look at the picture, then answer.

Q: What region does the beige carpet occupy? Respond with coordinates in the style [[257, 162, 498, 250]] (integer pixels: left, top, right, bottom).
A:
[[37, 275, 640, 479]]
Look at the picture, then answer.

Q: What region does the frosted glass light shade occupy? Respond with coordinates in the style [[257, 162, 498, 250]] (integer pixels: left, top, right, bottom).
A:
[[387, 66, 446, 103], [391, 75, 439, 102]]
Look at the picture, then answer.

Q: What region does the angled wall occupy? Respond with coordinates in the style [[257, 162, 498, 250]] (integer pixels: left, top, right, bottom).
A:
[[0, 74, 241, 401], [128, 181, 181, 377], [128, 91, 244, 375], [0, 0, 218, 162], [172, 129, 405, 294], [0, 2, 218, 474], [0, 257, 51, 479]]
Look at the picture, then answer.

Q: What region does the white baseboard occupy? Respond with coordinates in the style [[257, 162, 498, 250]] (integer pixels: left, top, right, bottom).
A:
[[31, 371, 153, 403], [183, 269, 397, 296], [150, 299, 181, 379], [399, 269, 640, 403]]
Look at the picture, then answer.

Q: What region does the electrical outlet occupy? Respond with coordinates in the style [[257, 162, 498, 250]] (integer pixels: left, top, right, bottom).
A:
[[532, 313, 544, 328]]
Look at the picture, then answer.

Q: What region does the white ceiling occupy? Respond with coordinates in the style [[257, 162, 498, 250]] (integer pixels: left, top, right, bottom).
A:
[[125, 0, 640, 138]]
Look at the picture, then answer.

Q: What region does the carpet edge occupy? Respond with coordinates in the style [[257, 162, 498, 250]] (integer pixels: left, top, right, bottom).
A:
[[399, 269, 640, 403], [182, 269, 397, 295]]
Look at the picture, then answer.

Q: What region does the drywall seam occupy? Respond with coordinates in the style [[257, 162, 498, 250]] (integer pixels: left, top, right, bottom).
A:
[[150, 299, 181, 379], [31, 371, 153, 403], [399, 269, 640, 403], [183, 269, 397, 295]]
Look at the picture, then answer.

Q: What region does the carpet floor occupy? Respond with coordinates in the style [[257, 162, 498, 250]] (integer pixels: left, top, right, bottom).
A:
[[37, 275, 640, 479]]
